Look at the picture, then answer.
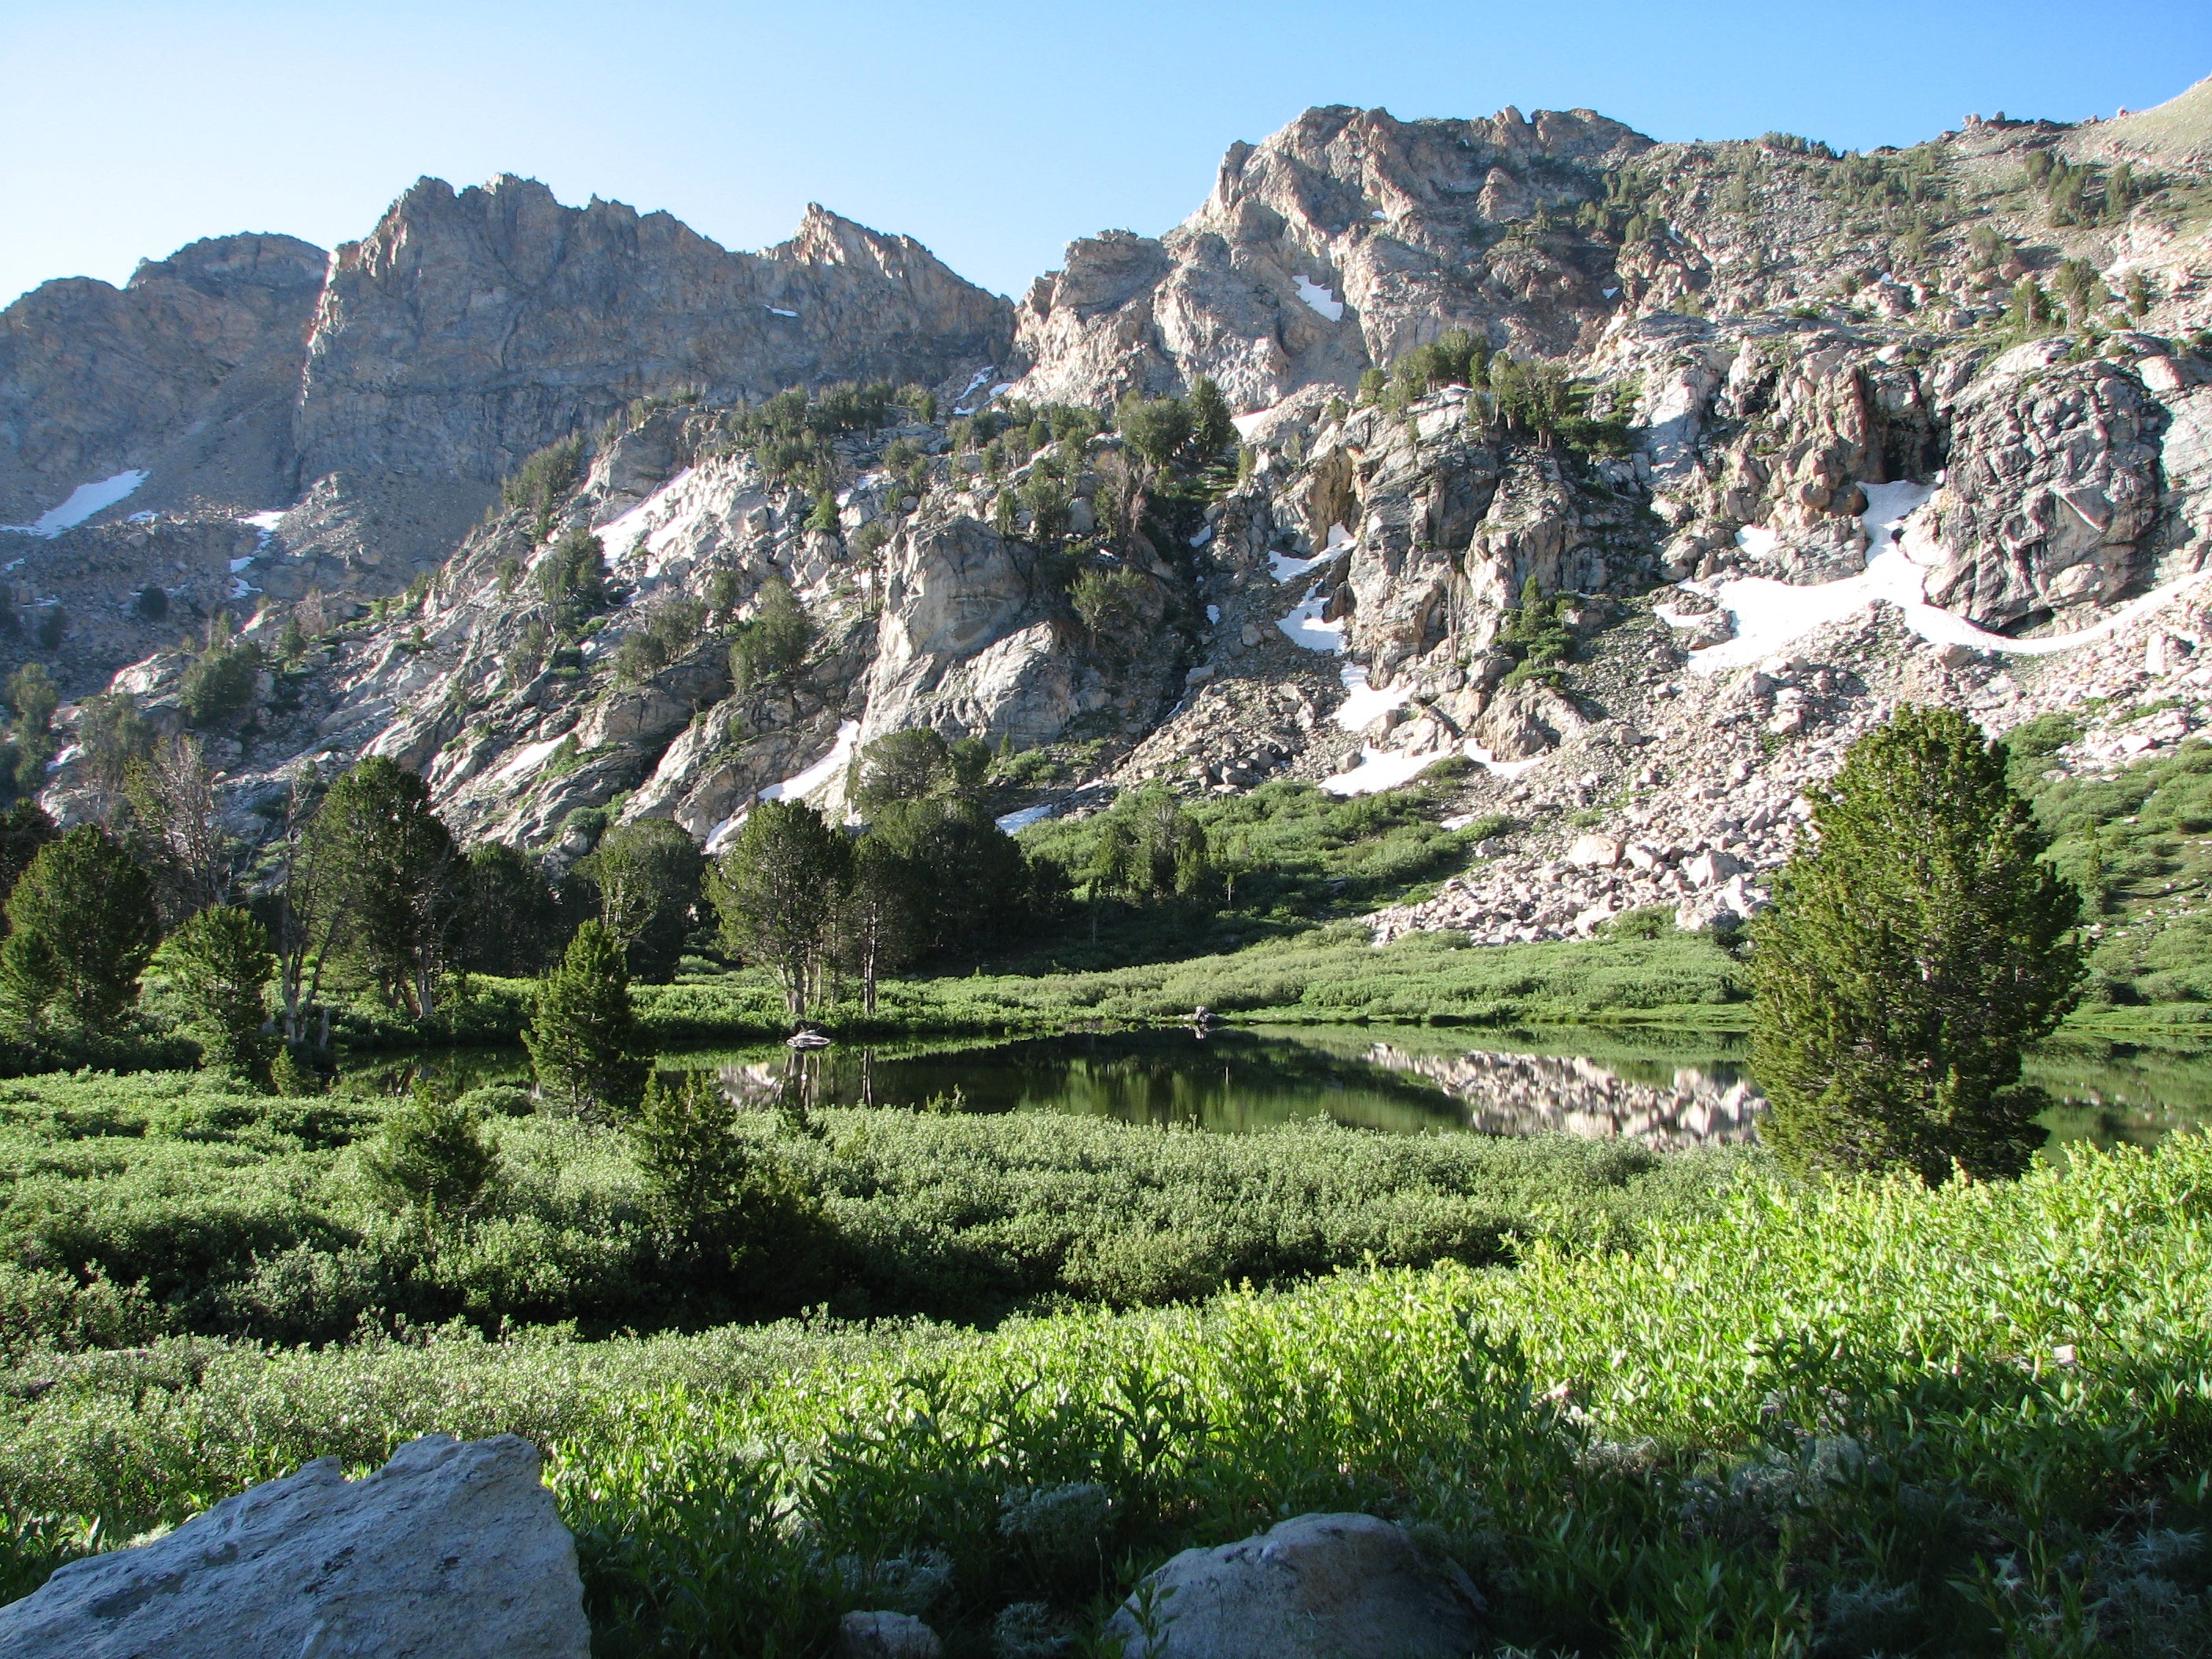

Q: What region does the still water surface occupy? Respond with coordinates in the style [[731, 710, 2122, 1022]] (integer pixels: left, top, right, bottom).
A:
[[357, 1025, 2212, 1153]]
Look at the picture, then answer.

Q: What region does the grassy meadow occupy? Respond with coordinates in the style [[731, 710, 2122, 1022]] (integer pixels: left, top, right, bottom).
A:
[[4, 1131, 2207, 1655]]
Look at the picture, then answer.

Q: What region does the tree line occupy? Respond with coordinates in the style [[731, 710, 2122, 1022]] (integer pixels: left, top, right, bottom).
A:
[[0, 716, 1073, 1094]]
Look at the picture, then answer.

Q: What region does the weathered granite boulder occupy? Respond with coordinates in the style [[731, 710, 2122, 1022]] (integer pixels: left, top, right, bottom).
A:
[[0, 1434, 589, 1659], [1917, 348, 2166, 628], [1101, 1512, 1482, 1659], [839, 1609, 944, 1657]]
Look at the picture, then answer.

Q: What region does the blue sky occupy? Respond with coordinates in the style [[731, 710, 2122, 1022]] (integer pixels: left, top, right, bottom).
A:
[[4, 1, 2208, 306]]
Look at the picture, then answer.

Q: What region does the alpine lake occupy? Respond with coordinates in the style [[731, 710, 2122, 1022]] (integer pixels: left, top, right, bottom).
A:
[[344, 1023, 2212, 1157]]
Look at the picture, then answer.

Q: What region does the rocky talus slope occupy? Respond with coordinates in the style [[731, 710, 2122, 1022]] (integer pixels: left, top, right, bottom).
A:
[[14, 75, 2212, 951]]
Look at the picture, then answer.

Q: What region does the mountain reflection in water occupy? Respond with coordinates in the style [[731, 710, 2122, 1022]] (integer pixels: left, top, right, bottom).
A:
[[698, 1029, 1765, 1148], [1362, 1045, 1763, 1148]]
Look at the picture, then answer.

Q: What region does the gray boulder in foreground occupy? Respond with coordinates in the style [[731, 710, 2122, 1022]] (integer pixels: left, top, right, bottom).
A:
[[0, 1433, 590, 1659], [1103, 1512, 1483, 1659], [840, 1608, 944, 1657]]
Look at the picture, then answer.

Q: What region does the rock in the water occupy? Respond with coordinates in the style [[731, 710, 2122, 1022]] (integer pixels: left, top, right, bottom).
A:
[[0, 1434, 589, 1659], [839, 1610, 943, 1658], [1101, 1511, 1482, 1659]]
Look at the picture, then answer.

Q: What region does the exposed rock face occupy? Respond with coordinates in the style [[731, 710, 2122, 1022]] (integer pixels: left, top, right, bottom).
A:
[[862, 517, 1114, 749], [1101, 1512, 1484, 1659], [1014, 104, 1652, 410], [295, 179, 1013, 504], [0, 233, 328, 523], [0, 178, 1016, 698], [0, 1434, 589, 1659], [1917, 343, 2167, 627]]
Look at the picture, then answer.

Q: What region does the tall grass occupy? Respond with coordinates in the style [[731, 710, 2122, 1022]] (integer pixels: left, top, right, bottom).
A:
[[0, 1071, 1746, 1345], [6, 1137, 2210, 1654]]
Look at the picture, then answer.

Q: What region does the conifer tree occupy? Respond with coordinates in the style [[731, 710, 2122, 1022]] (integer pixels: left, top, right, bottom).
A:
[[524, 919, 650, 1117], [0, 825, 159, 1039], [164, 904, 276, 1082], [314, 757, 457, 1016], [1750, 705, 2083, 1181], [1187, 376, 1235, 456], [362, 1089, 496, 1217], [708, 800, 851, 1020]]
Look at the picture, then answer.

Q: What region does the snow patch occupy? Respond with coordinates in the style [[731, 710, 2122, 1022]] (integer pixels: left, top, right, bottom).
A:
[[1463, 739, 1547, 780], [1688, 478, 2182, 672], [1188, 524, 1213, 548], [995, 804, 1056, 833], [990, 382, 1017, 399], [485, 736, 570, 791], [238, 510, 286, 533], [1230, 403, 1279, 441], [229, 556, 255, 573], [2, 470, 147, 537], [1276, 592, 1346, 653], [1294, 275, 1345, 321], [957, 367, 995, 401], [764, 306, 798, 318], [590, 467, 698, 562], [760, 720, 860, 805], [1734, 524, 1781, 561], [1206, 604, 1221, 624], [1320, 747, 1432, 797], [1334, 662, 1412, 732], [1268, 523, 1352, 585]]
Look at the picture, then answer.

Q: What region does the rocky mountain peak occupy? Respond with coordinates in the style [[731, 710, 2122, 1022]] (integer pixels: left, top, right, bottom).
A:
[[1012, 101, 1655, 412], [13, 76, 2212, 954], [125, 233, 328, 298]]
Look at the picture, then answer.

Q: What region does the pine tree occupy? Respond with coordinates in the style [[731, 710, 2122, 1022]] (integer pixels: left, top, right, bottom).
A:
[[314, 757, 457, 1016], [361, 1089, 496, 1217], [164, 905, 276, 1082], [1750, 705, 2084, 1182], [578, 819, 704, 983], [1187, 376, 1235, 456], [708, 801, 851, 1020], [524, 920, 650, 1118], [0, 825, 159, 1039]]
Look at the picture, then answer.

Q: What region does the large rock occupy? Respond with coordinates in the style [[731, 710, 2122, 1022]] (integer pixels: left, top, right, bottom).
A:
[[861, 515, 1113, 749], [839, 1610, 943, 1657], [1916, 349, 2166, 628], [0, 1434, 590, 1659], [1470, 679, 1589, 760], [1101, 1512, 1483, 1659]]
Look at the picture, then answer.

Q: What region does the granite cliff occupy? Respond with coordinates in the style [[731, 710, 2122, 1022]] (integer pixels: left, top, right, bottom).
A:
[[11, 75, 2212, 943]]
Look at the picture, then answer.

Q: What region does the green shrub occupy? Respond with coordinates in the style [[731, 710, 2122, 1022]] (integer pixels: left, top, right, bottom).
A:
[[178, 641, 262, 727], [8, 1137, 2210, 1656], [727, 579, 812, 688], [360, 1091, 496, 1218]]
